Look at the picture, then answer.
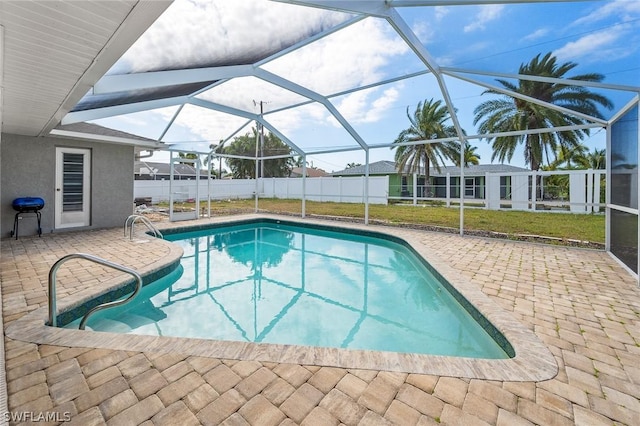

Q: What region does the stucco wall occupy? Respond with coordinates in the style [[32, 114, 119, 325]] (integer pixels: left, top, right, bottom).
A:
[[1, 133, 134, 238]]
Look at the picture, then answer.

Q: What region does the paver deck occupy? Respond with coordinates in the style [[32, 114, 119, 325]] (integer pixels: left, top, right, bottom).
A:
[[1, 213, 639, 425]]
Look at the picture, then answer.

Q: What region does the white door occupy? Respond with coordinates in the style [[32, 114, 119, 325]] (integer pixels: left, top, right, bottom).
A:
[[55, 147, 91, 228]]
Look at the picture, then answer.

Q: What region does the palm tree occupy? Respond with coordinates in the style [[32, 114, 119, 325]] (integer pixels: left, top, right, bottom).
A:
[[586, 148, 606, 170], [206, 140, 226, 178], [392, 98, 461, 182], [473, 52, 613, 171], [548, 143, 590, 170], [453, 142, 481, 167]]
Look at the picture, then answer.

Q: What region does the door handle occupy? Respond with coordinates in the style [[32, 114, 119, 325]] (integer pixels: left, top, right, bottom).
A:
[[56, 188, 61, 191]]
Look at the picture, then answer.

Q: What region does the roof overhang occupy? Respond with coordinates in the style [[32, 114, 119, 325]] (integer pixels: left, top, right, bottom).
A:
[[49, 129, 165, 150], [0, 0, 172, 137]]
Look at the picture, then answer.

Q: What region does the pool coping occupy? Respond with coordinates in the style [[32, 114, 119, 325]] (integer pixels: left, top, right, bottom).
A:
[[6, 214, 558, 382]]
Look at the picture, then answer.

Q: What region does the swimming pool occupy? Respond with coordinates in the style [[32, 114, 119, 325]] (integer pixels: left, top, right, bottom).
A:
[[66, 219, 511, 359]]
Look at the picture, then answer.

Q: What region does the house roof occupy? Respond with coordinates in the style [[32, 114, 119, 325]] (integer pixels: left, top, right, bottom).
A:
[[291, 167, 330, 177], [332, 161, 529, 176], [332, 161, 398, 176], [135, 161, 207, 177], [52, 123, 163, 149]]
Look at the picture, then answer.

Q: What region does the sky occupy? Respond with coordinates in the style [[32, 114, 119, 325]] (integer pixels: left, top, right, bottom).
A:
[[91, 0, 640, 173]]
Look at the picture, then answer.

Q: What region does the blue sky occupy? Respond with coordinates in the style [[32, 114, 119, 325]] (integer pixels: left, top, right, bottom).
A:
[[92, 0, 640, 173]]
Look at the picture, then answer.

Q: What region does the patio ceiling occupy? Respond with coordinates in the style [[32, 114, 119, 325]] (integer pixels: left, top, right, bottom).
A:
[[0, 0, 171, 137]]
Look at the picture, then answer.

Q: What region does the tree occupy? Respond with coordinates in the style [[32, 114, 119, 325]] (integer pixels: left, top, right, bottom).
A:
[[206, 140, 226, 179], [177, 152, 200, 166], [293, 156, 306, 168], [545, 143, 589, 170], [452, 142, 481, 167], [541, 145, 606, 202], [585, 148, 606, 170], [473, 52, 613, 171], [555, 144, 590, 169], [392, 98, 461, 181], [223, 128, 293, 178]]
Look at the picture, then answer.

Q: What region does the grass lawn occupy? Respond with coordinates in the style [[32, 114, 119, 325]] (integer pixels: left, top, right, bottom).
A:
[[189, 198, 605, 244]]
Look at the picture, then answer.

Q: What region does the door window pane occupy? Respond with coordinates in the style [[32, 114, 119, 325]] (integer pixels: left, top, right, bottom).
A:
[[63, 153, 84, 212]]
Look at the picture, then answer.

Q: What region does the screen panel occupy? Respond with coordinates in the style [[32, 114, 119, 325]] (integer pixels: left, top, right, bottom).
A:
[[610, 105, 639, 209], [610, 208, 638, 273]]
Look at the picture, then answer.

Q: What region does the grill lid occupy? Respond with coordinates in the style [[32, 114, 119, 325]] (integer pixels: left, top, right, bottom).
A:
[[12, 197, 45, 211]]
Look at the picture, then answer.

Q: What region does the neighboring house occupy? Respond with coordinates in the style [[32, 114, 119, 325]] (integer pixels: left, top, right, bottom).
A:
[[332, 160, 529, 199], [332, 161, 403, 195], [430, 164, 530, 200], [135, 161, 211, 180], [289, 167, 330, 178]]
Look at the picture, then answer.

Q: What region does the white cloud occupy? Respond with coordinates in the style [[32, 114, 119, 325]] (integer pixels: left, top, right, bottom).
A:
[[571, 0, 640, 27], [264, 18, 409, 94], [434, 6, 450, 21], [553, 25, 631, 63], [335, 86, 401, 125], [554, 1, 640, 65], [463, 5, 505, 33], [114, 0, 349, 73], [161, 105, 253, 143], [412, 21, 434, 44], [523, 28, 549, 42]]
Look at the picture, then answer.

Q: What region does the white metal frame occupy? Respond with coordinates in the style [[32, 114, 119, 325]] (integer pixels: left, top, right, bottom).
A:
[[57, 0, 639, 246]]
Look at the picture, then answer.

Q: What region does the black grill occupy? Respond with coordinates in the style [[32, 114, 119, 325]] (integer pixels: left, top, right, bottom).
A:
[[11, 197, 44, 239]]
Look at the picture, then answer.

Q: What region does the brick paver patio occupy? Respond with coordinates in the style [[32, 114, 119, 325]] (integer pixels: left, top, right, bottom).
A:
[[1, 214, 639, 425]]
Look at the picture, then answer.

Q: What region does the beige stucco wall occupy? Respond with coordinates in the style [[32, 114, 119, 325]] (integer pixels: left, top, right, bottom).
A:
[[1, 133, 134, 238]]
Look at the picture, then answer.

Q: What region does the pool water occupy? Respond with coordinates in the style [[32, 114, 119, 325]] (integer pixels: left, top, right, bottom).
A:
[[69, 221, 509, 358]]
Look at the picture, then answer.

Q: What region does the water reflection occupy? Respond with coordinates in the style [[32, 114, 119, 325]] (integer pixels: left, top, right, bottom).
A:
[[84, 224, 507, 358], [220, 228, 294, 268]]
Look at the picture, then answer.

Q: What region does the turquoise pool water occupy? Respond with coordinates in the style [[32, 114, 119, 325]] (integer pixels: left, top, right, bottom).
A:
[[68, 220, 509, 358]]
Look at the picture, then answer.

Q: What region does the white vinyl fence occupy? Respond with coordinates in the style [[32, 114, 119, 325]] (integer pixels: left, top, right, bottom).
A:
[[135, 170, 604, 213], [134, 176, 390, 205]]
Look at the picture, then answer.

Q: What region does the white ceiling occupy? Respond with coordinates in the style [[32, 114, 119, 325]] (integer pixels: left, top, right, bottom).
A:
[[0, 0, 171, 136]]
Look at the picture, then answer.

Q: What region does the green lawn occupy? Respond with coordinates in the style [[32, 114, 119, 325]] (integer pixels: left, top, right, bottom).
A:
[[195, 198, 605, 244]]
